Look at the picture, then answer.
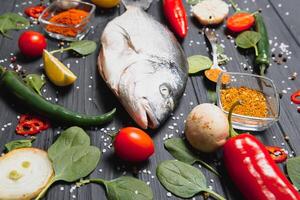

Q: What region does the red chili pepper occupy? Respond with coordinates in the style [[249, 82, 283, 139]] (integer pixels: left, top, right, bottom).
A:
[[24, 5, 46, 19], [223, 101, 300, 200], [291, 90, 300, 104], [163, 0, 188, 38], [226, 12, 255, 32], [265, 145, 287, 163], [16, 114, 50, 135]]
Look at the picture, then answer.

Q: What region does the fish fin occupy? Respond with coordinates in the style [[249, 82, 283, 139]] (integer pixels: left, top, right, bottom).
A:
[[117, 25, 139, 54], [121, 0, 153, 10]]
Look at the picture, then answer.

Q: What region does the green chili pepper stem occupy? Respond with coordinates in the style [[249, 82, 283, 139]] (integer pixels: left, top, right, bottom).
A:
[[0, 68, 116, 126], [260, 64, 266, 76], [228, 101, 241, 138]]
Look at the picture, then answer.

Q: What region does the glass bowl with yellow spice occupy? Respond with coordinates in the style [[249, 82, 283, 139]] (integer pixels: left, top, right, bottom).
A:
[[216, 72, 280, 131], [38, 0, 95, 41]]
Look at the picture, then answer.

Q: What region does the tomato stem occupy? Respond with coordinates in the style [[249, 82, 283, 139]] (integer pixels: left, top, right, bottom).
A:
[[228, 0, 240, 11], [228, 101, 241, 138]]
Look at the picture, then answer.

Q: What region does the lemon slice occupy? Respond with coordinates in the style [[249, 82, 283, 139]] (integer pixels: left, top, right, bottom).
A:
[[43, 50, 77, 86]]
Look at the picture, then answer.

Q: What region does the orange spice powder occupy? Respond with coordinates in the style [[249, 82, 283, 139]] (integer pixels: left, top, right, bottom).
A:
[[220, 86, 268, 118], [46, 9, 89, 37]]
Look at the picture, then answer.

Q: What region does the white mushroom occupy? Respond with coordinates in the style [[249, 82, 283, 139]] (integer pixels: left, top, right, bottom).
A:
[[0, 148, 54, 200], [185, 103, 229, 153], [192, 0, 229, 25]]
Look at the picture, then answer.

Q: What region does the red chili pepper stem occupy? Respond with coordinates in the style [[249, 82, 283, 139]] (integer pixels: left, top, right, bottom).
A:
[[228, 101, 242, 138]]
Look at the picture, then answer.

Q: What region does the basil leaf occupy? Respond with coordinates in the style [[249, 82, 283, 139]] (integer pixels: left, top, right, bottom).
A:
[[188, 55, 212, 74], [287, 157, 300, 189], [69, 40, 97, 55], [0, 13, 29, 37], [48, 126, 90, 161], [24, 74, 46, 95], [104, 176, 153, 200], [5, 139, 33, 151], [156, 160, 206, 198], [164, 138, 199, 165], [235, 31, 261, 56], [53, 145, 101, 182]]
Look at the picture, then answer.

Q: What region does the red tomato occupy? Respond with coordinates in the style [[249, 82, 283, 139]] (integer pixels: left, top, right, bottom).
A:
[[226, 12, 255, 32], [113, 127, 155, 162], [18, 31, 47, 57]]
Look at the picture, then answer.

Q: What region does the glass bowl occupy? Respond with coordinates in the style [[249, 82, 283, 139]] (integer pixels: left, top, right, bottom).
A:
[[38, 0, 95, 41], [216, 72, 280, 131]]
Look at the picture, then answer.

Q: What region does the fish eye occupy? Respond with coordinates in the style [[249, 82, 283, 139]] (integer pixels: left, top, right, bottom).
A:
[[160, 84, 170, 98]]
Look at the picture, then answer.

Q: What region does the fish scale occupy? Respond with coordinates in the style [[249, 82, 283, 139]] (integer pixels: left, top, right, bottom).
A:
[[98, 6, 188, 129]]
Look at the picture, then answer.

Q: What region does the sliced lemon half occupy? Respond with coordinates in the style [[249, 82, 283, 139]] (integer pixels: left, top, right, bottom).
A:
[[43, 49, 77, 86]]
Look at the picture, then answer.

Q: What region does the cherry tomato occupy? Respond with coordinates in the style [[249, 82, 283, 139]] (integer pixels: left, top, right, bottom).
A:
[[18, 31, 47, 57], [265, 146, 287, 163], [226, 12, 255, 32], [113, 127, 155, 162]]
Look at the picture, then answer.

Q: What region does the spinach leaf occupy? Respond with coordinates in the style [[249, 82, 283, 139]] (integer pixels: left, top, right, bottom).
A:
[[0, 13, 29, 37], [48, 126, 90, 161], [187, 0, 204, 5], [69, 40, 97, 55], [5, 138, 34, 151], [53, 145, 101, 182], [164, 138, 220, 176], [77, 176, 153, 200], [188, 55, 212, 74], [105, 176, 153, 200], [156, 160, 225, 200], [235, 31, 261, 56], [207, 89, 217, 104], [287, 157, 300, 189], [50, 40, 97, 56], [24, 74, 46, 95]]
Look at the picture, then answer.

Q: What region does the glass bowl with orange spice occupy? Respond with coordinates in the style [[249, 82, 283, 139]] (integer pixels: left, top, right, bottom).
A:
[[216, 72, 280, 131], [38, 0, 95, 41]]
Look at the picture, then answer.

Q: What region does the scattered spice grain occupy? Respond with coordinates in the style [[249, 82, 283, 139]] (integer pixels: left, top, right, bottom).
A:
[[220, 86, 268, 117]]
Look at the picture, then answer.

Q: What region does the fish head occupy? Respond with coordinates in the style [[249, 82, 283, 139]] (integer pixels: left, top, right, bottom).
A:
[[119, 59, 187, 129]]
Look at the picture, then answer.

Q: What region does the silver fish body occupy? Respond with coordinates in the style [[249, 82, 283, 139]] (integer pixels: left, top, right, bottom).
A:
[[98, 7, 188, 129]]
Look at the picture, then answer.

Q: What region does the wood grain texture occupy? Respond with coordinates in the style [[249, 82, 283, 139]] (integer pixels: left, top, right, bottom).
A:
[[0, 0, 299, 199]]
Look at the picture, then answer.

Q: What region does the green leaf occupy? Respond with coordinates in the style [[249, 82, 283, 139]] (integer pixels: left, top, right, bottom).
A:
[[53, 145, 101, 182], [24, 74, 46, 95], [187, 0, 204, 5], [207, 89, 217, 104], [235, 31, 261, 56], [0, 13, 29, 37], [69, 40, 97, 55], [5, 139, 33, 151], [156, 160, 225, 200], [287, 157, 300, 190], [156, 160, 206, 198], [48, 126, 90, 162], [104, 176, 153, 200], [188, 55, 212, 74], [164, 138, 199, 165]]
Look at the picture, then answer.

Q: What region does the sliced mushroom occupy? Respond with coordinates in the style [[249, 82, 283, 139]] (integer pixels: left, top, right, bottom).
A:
[[192, 0, 229, 25], [0, 148, 54, 200]]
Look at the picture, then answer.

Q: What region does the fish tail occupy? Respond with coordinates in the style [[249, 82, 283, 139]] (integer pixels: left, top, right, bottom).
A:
[[121, 0, 153, 10]]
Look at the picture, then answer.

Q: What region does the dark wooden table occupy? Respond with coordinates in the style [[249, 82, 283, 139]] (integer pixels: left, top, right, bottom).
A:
[[1, 0, 300, 199]]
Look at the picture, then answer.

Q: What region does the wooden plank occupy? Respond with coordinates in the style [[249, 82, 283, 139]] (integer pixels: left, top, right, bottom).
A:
[[0, 0, 300, 199]]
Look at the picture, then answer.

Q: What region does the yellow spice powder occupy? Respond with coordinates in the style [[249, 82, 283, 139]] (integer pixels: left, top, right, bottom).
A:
[[220, 86, 268, 118]]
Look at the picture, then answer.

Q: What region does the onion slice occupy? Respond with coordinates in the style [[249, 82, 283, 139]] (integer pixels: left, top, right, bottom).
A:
[[0, 148, 54, 200]]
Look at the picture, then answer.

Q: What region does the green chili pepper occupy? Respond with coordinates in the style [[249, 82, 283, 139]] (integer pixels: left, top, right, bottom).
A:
[[254, 13, 270, 76], [0, 67, 116, 126]]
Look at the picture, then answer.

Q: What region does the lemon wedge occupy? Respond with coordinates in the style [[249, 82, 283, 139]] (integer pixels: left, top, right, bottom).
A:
[[43, 50, 77, 86]]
